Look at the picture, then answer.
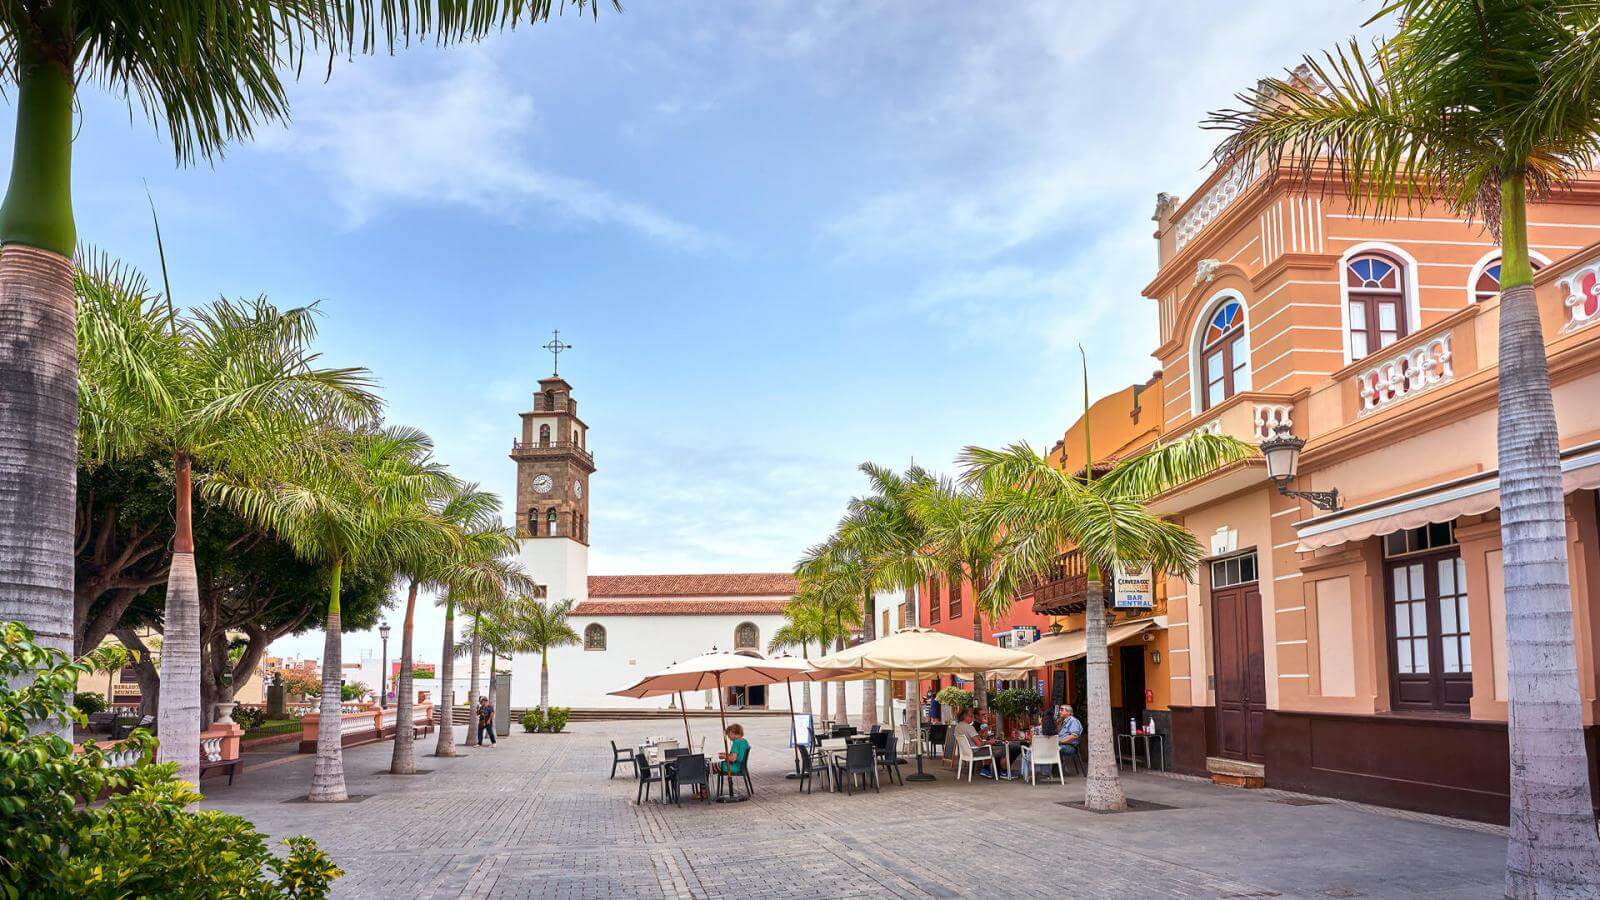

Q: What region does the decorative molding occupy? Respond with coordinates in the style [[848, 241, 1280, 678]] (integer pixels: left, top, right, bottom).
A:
[[1252, 403, 1293, 440], [1175, 158, 1258, 252], [1195, 258, 1222, 286], [1557, 261, 1600, 333]]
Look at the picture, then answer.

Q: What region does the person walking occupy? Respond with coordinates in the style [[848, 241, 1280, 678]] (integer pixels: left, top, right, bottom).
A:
[[476, 695, 497, 746]]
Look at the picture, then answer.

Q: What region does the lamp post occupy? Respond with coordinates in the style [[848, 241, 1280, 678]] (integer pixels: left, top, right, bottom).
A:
[[1259, 424, 1342, 512], [378, 620, 391, 709]]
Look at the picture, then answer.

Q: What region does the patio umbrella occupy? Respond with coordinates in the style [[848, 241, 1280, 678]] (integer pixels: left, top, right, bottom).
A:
[[811, 628, 1045, 782], [608, 650, 820, 790]]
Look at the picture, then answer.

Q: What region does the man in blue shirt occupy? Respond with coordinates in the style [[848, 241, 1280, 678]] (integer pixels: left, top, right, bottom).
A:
[[1057, 705, 1083, 772]]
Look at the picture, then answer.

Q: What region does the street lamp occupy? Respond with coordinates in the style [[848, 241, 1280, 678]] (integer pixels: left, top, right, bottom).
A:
[[378, 620, 391, 709], [1259, 424, 1341, 512]]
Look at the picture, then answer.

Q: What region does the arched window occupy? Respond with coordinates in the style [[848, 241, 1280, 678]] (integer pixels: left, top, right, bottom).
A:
[[1473, 254, 1544, 302], [1345, 253, 1409, 360], [526, 508, 538, 537], [1198, 298, 1250, 410], [539, 424, 551, 446], [734, 622, 759, 651], [546, 508, 559, 537], [584, 623, 606, 651]]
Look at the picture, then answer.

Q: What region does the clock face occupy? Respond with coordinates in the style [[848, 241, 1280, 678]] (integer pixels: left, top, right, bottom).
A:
[[531, 474, 554, 494], [575, 481, 584, 499]]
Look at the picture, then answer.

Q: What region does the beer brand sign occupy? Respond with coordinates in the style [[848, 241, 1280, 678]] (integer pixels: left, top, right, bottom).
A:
[[1113, 564, 1155, 609]]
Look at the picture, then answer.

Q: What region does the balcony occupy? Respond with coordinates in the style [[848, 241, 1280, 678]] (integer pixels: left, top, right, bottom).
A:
[[510, 439, 595, 467], [1173, 157, 1259, 253], [1022, 549, 1088, 615], [1173, 392, 1295, 444]]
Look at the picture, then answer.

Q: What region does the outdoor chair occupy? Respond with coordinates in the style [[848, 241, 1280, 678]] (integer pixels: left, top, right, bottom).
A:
[[715, 744, 753, 801], [877, 734, 904, 787], [835, 726, 857, 738], [670, 754, 710, 804], [868, 730, 889, 752], [1027, 734, 1064, 785], [956, 735, 996, 783], [924, 724, 948, 758], [610, 740, 638, 779], [664, 747, 689, 762], [839, 742, 879, 795], [797, 744, 831, 795], [654, 739, 679, 755], [634, 751, 665, 804]]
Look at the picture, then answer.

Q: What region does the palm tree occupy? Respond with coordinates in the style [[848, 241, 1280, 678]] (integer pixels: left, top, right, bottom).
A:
[[510, 597, 580, 714], [1203, 5, 1600, 890], [965, 432, 1254, 812], [795, 538, 869, 725], [433, 528, 529, 758], [206, 425, 448, 800], [389, 480, 502, 776], [0, 0, 617, 725], [770, 595, 837, 716], [848, 462, 937, 724], [75, 256, 377, 781], [909, 477, 1006, 714]]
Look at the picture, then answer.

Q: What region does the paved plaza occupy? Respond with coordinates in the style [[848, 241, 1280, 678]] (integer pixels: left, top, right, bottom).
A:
[[202, 719, 1506, 899]]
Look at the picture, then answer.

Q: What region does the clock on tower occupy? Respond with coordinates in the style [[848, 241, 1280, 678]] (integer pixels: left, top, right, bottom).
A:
[[511, 370, 594, 545]]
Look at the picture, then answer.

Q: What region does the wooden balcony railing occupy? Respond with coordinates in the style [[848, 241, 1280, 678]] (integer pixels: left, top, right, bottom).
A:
[[510, 439, 594, 466]]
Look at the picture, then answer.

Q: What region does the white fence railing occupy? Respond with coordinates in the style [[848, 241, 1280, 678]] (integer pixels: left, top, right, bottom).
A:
[[1358, 334, 1454, 415]]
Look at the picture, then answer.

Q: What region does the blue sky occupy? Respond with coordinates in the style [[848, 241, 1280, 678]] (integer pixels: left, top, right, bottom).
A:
[[15, 1, 1369, 663]]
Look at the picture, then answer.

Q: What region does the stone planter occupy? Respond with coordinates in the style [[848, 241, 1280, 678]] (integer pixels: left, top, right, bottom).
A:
[[213, 701, 238, 725]]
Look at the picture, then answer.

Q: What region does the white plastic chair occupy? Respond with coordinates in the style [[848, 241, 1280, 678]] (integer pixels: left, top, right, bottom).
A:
[[956, 734, 996, 783], [1027, 734, 1064, 785]]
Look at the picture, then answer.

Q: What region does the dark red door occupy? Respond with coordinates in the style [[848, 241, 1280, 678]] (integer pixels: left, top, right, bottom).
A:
[[1212, 584, 1266, 763]]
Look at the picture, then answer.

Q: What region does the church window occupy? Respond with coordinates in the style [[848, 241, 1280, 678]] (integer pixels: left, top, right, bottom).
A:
[[734, 622, 759, 651], [584, 623, 607, 651], [547, 508, 559, 537], [1197, 297, 1250, 409], [526, 508, 538, 537], [539, 424, 551, 446], [1345, 253, 1408, 360], [1473, 254, 1543, 303]]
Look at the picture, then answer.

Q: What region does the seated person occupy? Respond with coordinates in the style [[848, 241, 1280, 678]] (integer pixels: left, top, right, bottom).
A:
[[717, 723, 750, 775], [1058, 704, 1084, 768]]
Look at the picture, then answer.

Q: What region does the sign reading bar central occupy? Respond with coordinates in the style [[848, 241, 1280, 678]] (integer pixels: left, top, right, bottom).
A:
[[1113, 563, 1154, 609]]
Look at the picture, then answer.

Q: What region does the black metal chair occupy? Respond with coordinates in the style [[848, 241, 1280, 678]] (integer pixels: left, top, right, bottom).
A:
[[834, 726, 857, 739], [868, 730, 889, 751], [634, 751, 665, 804], [1060, 742, 1083, 776], [670, 754, 710, 803], [877, 734, 904, 786], [715, 744, 753, 800], [797, 745, 831, 795], [839, 742, 879, 795], [611, 740, 638, 779], [664, 747, 689, 762]]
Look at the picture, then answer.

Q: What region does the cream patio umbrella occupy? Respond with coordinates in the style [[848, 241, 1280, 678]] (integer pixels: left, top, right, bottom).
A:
[[811, 628, 1044, 781], [608, 651, 820, 784]]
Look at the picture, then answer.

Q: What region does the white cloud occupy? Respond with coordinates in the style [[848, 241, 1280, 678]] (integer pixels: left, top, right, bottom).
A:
[[255, 49, 714, 248]]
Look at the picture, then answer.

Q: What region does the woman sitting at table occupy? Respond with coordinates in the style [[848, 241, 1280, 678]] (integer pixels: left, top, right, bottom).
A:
[[717, 723, 750, 774]]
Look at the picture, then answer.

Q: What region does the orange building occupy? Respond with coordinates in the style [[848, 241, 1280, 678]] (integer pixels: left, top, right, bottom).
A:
[[1141, 152, 1600, 821]]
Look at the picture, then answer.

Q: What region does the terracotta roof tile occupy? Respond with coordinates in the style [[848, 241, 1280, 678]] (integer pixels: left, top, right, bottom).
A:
[[572, 598, 790, 616], [586, 573, 798, 598]]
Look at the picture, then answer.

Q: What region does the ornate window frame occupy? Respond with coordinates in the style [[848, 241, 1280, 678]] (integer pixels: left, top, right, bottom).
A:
[[584, 623, 607, 651], [1190, 289, 1253, 416], [1465, 248, 1551, 303], [1338, 242, 1421, 365], [734, 621, 759, 651]]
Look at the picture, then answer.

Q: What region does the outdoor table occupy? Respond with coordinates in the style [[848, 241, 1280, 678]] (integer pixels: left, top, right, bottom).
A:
[[989, 739, 1024, 780], [1116, 732, 1167, 772]]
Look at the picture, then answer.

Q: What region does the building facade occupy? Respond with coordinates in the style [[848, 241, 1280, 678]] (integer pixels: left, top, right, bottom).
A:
[[1144, 154, 1600, 821]]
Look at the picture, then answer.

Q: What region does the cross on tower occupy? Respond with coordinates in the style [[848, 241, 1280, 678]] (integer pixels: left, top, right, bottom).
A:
[[543, 330, 572, 376]]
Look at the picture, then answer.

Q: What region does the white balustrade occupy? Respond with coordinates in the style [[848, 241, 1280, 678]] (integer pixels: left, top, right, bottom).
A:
[[1195, 420, 1222, 436], [1557, 261, 1600, 332], [1358, 334, 1453, 415], [201, 737, 223, 763], [1175, 158, 1257, 251], [1252, 404, 1293, 440], [340, 712, 376, 736]]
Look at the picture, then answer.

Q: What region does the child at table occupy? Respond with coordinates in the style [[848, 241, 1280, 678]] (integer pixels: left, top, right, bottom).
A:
[[718, 723, 750, 774]]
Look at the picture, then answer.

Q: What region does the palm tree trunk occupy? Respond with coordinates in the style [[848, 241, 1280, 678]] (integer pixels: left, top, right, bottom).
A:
[[309, 559, 348, 802], [540, 648, 550, 714], [833, 633, 848, 725], [434, 594, 457, 757], [389, 579, 419, 775], [464, 619, 482, 747], [1082, 576, 1125, 811], [861, 588, 877, 730], [817, 640, 829, 724], [1497, 177, 1600, 896], [0, 17, 77, 735], [156, 454, 201, 787], [801, 645, 813, 715]]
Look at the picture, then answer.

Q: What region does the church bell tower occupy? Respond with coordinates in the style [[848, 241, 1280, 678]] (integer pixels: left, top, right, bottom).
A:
[[512, 333, 593, 604]]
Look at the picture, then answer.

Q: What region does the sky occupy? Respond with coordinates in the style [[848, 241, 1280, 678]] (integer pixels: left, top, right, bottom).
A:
[[13, 1, 1375, 668]]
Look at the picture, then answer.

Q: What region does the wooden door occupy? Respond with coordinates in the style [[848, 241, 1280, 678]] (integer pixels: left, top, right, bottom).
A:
[[1212, 584, 1266, 762]]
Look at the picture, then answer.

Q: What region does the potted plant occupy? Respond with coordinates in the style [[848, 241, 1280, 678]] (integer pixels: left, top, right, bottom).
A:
[[935, 686, 974, 715]]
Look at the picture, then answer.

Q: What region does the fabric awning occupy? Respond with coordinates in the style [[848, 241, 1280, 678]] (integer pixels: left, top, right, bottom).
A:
[[1003, 617, 1165, 669], [1295, 441, 1600, 552], [810, 627, 1044, 680]]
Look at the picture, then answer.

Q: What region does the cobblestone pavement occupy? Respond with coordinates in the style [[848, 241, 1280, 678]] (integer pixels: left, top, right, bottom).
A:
[[201, 718, 1505, 899]]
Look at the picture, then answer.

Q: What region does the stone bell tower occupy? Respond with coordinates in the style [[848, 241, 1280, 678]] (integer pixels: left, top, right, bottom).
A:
[[511, 332, 594, 605]]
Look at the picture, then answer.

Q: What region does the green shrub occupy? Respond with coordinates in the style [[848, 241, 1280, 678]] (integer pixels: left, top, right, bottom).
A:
[[545, 707, 571, 733], [992, 687, 1044, 722], [73, 690, 108, 716], [935, 686, 974, 711], [520, 708, 545, 732], [339, 681, 368, 702], [0, 621, 340, 898], [231, 705, 267, 730]]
